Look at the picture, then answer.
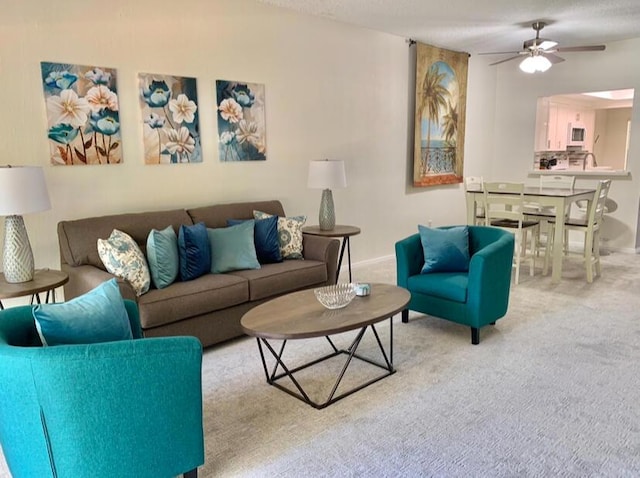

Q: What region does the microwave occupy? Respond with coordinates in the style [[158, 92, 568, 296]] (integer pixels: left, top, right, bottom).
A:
[[568, 122, 586, 146]]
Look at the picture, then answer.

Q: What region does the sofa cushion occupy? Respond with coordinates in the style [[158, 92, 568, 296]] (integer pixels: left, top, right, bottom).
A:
[[207, 221, 261, 273], [228, 260, 327, 301], [98, 229, 151, 296], [178, 222, 211, 281], [418, 225, 470, 274], [254, 211, 306, 260], [137, 273, 249, 329], [227, 216, 282, 264], [33, 278, 132, 346], [407, 272, 468, 303], [146, 226, 179, 289]]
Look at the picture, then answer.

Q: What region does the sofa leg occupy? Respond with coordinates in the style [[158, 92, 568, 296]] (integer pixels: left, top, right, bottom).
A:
[[401, 309, 409, 323], [471, 327, 480, 345], [184, 469, 198, 478], [490, 321, 496, 325]]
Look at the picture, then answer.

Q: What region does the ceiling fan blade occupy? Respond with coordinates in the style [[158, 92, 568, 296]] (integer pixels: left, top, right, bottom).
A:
[[489, 55, 522, 66], [478, 50, 522, 56], [555, 45, 606, 52], [543, 53, 565, 64]]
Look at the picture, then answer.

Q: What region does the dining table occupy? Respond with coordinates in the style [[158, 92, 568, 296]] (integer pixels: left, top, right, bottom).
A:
[[465, 186, 596, 283]]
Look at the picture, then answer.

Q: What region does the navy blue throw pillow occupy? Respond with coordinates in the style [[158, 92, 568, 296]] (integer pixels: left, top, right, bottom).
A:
[[227, 215, 282, 264], [178, 222, 211, 281]]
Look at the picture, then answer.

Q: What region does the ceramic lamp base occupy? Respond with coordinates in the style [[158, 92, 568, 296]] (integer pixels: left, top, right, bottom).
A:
[[3, 215, 34, 283], [319, 189, 335, 231]]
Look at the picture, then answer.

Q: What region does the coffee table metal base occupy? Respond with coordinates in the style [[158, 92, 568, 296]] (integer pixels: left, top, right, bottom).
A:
[[254, 318, 394, 409]]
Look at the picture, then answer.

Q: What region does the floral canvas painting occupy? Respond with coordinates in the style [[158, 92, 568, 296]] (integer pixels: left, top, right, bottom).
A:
[[139, 73, 201, 164], [216, 80, 266, 161], [41, 62, 122, 165], [413, 42, 468, 187]]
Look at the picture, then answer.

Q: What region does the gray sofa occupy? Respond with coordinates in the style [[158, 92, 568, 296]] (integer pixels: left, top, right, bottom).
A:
[[57, 200, 340, 347]]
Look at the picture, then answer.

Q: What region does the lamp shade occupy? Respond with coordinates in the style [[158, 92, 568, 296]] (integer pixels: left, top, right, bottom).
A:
[[307, 159, 347, 190], [519, 54, 552, 74], [0, 166, 51, 216]]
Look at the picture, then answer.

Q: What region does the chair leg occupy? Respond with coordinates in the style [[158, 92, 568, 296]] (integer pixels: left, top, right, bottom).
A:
[[471, 327, 480, 345], [585, 229, 594, 283], [184, 469, 198, 478], [401, 309, 409, 323]]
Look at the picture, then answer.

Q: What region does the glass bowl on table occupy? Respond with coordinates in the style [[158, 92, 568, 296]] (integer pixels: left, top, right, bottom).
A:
[[314, 283, 356, 309]]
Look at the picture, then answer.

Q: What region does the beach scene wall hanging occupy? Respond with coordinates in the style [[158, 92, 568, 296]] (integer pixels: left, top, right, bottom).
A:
[[413, 43, 468, 187]]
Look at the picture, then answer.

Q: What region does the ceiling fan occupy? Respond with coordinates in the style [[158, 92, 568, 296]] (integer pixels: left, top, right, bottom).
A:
[[479, 22, 606, 73]]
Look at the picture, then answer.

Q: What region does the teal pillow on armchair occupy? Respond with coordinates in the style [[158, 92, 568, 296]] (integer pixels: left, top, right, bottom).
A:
[[418, 225, 470, 273]]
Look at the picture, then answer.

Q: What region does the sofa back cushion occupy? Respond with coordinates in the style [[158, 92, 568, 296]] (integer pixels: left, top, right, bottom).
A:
[[58, 209, 193, 269], [187, 200, 285, 229]]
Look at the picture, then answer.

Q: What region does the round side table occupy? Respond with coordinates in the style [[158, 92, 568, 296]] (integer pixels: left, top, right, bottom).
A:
[[301, 225, 361, 283], [0, 269, 69, 310]]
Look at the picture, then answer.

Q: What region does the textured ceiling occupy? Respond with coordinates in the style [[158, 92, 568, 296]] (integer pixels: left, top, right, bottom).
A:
[[257, 0, 640, 55]]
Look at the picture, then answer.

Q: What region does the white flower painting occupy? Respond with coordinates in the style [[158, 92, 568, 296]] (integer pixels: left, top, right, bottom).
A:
[[216, 80, 266, 161], [139, 73, 201, 164], [41, 62, 122, 165]]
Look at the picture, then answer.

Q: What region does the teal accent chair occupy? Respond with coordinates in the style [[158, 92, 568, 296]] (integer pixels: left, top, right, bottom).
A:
[[396, 226, 514, 344], [0, 300, 204, 478]]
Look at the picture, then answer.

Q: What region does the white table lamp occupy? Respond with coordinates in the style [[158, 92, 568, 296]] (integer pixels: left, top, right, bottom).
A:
[[0, 166, 51, 283], [307, 159, 347, 231]]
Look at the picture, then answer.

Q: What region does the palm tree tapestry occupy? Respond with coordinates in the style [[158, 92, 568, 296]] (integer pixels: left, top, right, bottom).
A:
[[413, 42, 468, 187]]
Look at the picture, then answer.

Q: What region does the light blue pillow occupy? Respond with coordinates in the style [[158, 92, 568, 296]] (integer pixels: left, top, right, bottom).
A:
[[32, 278, 133, 346], [178, 222, 211, 281], [418, 225, 470, 274], [207, 221, 261, 274], [147, 226, 179, 289]]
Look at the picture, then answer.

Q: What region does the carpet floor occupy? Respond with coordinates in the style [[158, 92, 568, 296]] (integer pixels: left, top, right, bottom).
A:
[[2, 251, 639, 477]]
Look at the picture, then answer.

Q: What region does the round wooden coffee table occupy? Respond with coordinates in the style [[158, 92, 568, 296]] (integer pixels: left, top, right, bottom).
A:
[[241, 283, 410, 409]]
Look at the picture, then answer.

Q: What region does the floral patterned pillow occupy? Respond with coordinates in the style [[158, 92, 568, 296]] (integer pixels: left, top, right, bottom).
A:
[[253, 211, 306, 260], [97, 229, 151, 296]]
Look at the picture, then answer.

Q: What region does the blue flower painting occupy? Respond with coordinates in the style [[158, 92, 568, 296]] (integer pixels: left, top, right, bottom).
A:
[[41, 62, 122, 165], [216, 80, 266, 161], [139, 74, 201, 164]]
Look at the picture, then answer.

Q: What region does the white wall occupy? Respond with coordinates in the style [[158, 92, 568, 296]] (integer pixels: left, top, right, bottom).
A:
[[0, 0, 499, 279], [492, 38, 640, 251]]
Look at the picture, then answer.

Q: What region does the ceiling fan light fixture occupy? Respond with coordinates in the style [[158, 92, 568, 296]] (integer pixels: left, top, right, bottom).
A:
[[519, 54, 552, 73]]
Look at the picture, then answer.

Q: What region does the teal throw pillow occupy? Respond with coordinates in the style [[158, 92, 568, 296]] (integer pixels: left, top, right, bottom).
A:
[[227, 215, 282, 264], [146, 226, 179, 289], [33, 278, 133, 346], [419, 225, 470, 274], [178, 222, 211, 281], [208, 221, 261, 273]]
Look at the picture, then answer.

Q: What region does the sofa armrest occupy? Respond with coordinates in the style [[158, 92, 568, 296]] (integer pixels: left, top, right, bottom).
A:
[[61, 263, 137, 302], [302, 234, 340, 285], [395, 234, 424, 288], [466, 231, 514, 324]]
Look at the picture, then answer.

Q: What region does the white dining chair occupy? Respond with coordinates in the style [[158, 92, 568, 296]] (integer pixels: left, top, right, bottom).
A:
[[464, 176, 485, 225], [524, 175, 576, 256], [543, 179, 612, 283], [483, 181, 540, 285]]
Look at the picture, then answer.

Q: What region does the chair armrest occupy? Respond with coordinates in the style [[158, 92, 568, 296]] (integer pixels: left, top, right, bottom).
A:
[[395, 234, 424, 288], [466, 232, 514, 324], [302, 234, 340, 284], [62, 263, 136, 301], [0, 337, 204, 477]]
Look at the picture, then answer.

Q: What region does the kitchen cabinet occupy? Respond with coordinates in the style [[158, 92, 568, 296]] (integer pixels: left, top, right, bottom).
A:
[[535, 98, 595, 152]]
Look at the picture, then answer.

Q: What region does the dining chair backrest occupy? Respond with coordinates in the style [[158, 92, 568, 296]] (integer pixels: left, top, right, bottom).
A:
[[539, 175, 575, 190], [465, 176, 485, 225], [464, 176, 483, 192], [587, 179, 612, 229], [483, 181, 526, 225]]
